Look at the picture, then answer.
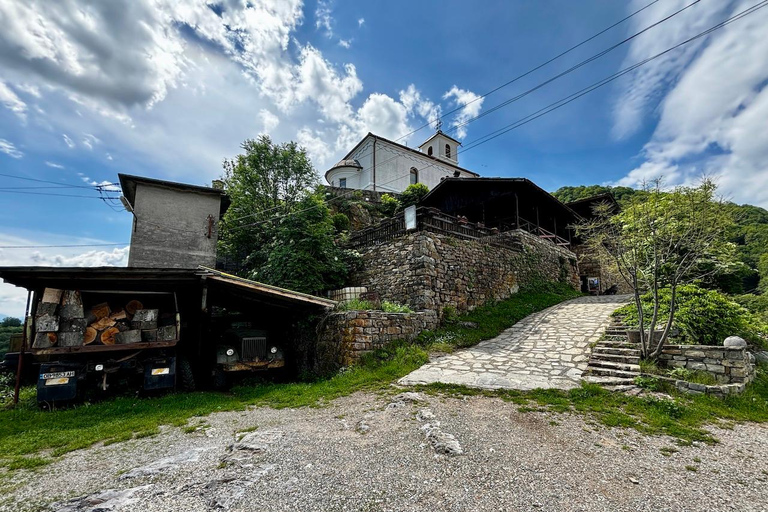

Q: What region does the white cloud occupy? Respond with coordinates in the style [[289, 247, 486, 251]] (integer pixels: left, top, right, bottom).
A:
[[62, 133, 75, 148], [296, 126, 332, 168], [0, 80, 27, 120], [106, 153, 113, 161], [82, 133, 99, 150], [442, 85, 484, 139], [400, 84, 442, 128], [0, 232, 129, 318], [315, 0, 334, 37], [0, 138, 22, 158], [338, 39, 351, 49], [357, 18, 365, 27], [44, 161, 64, 169], [258, 109, 280, 135], [614, 1, 768, 207]]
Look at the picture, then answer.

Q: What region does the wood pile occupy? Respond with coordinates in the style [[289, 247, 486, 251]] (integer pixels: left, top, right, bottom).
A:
[[32, 288, 177, 349]]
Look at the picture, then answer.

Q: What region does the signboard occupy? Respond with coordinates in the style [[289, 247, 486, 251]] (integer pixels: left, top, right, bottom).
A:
[[404, 205, 417, 231]]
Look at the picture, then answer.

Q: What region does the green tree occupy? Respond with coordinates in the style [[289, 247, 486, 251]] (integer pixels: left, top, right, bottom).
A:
[[1, 317, 21, 327], [400, 183, 430, 208], [219, 136, 318, 274], [578, 179, 735, 359], [254, 193, 360, 294]]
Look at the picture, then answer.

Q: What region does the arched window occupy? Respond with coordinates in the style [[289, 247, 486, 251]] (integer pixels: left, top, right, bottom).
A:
[[427, 146, 433, 156], [410, 167, 418, 185], [445, 144, 451, 158]]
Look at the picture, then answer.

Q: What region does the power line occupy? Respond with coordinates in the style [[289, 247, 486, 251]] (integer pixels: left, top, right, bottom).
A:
[[224, 0, 767, 233], [444, 0, 703, 137], [224, 1, 680, 226], [0, 172, 119, 190], [0, 190, 122, 199], [394, 0, 664, 142], [0, 243, 128, 249]]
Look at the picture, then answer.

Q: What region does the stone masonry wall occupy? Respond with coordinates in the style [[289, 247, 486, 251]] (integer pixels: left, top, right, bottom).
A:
[[658, 345, 756, 397], [316, 310, 439, 371], [352, 230, 579, 315]]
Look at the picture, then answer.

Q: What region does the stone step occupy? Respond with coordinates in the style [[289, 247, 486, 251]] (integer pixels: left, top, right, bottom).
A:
[[588, 360, 641, 372], [584, 366, 640, 379], [592, 346, 641, 356], [595, 341, 639, 349], [583, 375, 637, 387], [603, 335, 629, 341], [604, 329, 628, 335], [589, 353, 640, 365]]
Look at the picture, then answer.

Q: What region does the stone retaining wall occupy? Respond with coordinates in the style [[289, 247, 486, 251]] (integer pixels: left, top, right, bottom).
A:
[[316, 310, 439, 371], [657, 344, 756, 397], [352, 230, 579, 316]]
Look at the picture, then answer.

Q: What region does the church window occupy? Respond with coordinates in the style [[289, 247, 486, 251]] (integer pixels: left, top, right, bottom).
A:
[[339, 177, 347, 188], [445, 144, 451, 158], [410, 168, 418, 185], [427, 146, 433, 156]]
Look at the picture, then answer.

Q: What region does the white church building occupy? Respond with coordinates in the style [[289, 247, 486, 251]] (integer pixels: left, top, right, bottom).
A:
[[325, 130, 478, 194]]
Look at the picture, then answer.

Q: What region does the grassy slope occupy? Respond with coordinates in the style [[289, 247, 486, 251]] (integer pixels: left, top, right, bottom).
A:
[[0, 284, 580, 473]]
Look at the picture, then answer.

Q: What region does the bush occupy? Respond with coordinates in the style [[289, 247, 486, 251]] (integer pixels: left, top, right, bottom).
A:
[[734, 294, 768, 324], [381, 301, 413, 313], [615, 284, 768, 347], [400, 183, 429, 208], [380, 194, 400, 216], [331, 212, 350, 233]]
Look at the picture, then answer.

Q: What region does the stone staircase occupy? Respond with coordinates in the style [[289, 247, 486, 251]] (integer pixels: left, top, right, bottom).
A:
[[583, 320, 641, 390]]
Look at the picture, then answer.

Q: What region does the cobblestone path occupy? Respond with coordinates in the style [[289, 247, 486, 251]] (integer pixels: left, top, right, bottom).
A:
[[399, 295, 632, 391]]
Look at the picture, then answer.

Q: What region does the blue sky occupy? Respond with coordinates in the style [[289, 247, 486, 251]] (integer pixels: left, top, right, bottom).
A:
[[1, 0, 767, 317]]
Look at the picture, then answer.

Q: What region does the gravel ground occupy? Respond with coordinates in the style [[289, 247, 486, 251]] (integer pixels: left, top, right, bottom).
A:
[[2, 390, 767, 512]]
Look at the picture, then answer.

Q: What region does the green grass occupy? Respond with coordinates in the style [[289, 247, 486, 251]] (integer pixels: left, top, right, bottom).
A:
[[0, 284, 580, 474], [415, 362, 768, 445]]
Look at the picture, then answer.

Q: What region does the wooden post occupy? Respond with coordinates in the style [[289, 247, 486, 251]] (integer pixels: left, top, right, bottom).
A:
[[13, 291, 32, 406]]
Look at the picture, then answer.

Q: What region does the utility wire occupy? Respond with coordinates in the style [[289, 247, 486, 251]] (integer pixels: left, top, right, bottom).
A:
[[0, 190, 122, 199], [225, 0, 766, 233], [394, 0, 664, 142], [0, 172, 120, 190], [0, 243, 128, 249]]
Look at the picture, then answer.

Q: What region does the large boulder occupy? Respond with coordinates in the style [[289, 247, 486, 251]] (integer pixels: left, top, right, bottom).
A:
[[723, 336, 747, 348]]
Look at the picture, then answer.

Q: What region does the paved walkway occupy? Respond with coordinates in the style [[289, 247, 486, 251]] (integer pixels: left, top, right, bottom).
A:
[[399, 295, 632, 391]]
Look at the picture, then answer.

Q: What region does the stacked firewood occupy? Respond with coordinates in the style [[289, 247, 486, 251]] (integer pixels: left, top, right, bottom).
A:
[[32, 288, 177, 349]]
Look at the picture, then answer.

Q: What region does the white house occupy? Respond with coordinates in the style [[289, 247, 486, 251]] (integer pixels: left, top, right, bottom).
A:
[[325, 130, 478, 193]]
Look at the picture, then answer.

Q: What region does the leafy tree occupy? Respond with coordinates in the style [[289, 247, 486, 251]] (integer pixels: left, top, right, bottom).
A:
[[379, 194, 400, 216], [219, 136, 359, 295], [254, 192, 360, 294], [400, 183, 430, 208], [578, 179, 735, 359], [219, 135, 318, 274], [1, 317, 21, 327], [552, 185, 638, 205]]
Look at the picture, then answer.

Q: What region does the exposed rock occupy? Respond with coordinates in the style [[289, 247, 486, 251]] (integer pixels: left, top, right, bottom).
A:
[[755, 351, 768, 364], [355, 420, 370, 434], [120, 449, 207, 479], [393, 392, 426, 403], [52, 485, 153, 511], [724, 336, 747, 348], [416, 409, 436, 422], [230, 430, 284, 453], [421, 422, 463, 456], [459, 321, 478, 329]]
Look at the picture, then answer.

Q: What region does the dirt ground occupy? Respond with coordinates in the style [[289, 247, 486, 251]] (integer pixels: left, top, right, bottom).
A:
[[2, 390, 767, 512]]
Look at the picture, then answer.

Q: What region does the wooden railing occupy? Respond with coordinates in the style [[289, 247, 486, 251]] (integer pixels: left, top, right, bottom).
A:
[[347, 208, 571, 250]]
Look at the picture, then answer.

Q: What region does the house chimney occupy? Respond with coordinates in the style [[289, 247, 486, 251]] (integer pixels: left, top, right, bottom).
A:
[[211, 179, 225, 190]]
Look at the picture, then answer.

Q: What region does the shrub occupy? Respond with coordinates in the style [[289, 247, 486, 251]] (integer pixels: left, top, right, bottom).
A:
[[381, 301, 413, 313], [380, 194, 400, 216], [331, 212, 350, 233], [615, 284, 768, 347], [400, 183, 429, 208]]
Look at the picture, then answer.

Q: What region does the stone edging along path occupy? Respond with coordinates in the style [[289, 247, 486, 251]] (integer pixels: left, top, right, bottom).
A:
[[399, 295, 632, 391]]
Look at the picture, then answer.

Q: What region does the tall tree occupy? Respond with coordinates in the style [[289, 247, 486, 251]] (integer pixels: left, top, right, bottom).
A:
[[578, 179, 735, 359]]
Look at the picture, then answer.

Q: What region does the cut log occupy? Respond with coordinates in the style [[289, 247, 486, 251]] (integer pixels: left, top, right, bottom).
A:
[[101, 327, 120, 345], [59, 318, 87, 333], [131, 309, 158, 330], [58, 332, 84, 347], [115, 330, 142, 344], [36, 301, 59, 317], [115, 321, 130, 332], [83, 327, 98, 345], [109, 309, 127, 321], [60, 290, 84, 319], [141, 329, 158, 342], [91, 302, 111, 320], [35, 314, 60, 332], [90, 317, 116, 331], [42, 288, 63, 304], [125, 300, 144, 316], [157, 325, 177, 341], [33, 332, 57, 348]]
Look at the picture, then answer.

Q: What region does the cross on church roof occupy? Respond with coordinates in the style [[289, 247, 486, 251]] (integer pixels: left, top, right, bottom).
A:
[[435, 119, 442, 132]]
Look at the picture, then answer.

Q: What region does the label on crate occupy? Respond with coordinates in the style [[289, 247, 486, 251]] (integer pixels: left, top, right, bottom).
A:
[[151, 367, 170, 376], [40, 371, 75, 380]]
